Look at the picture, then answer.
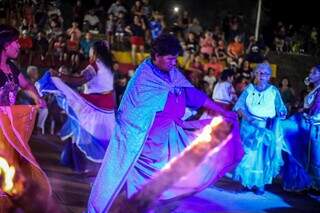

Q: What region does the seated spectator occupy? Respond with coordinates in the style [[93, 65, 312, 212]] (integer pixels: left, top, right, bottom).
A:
[[114, 11, 126, 48], [52, 35, 67, 62], [200, 30, 216, 59], [48, 2, 62, 18], [35, 2, 48, 30], [182, 32, 198, 67], [246, 35, 269, 63], [27, 65, 39, 84], [187, 18, 203, 36], [215, 39, 227, 61], [131, 0, 143, 17], [142, 0, 152, 19], [204, 55, 224, 77], [47, 19, 63, 41], [83, 9, 101, 33], [19, 18, 31, 33], [212, 69, 237, 110], [22, 1, 34, 26], [203, 68, 217, 94], [66, 22, 82, 41], [188, 54, 204, 74], [149, 11, 164, 40], [279, 77, 295, 114], [66, 32, 80, 67], [237, 59, 253, 81], [226, 56, 239, 72], [18, 30, 33, 65], [227, 35, 244, 59], [125, 15, 146, 66], [105, 13, 116, 46], [33, 31, 49, 61], [80, 32, 94, 59], [108, 0, 127, 16]]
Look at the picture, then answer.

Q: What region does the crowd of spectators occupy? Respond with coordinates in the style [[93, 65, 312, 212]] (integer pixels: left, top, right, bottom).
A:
[[272, 21, 320, 56], [0, 0, 314, 134]]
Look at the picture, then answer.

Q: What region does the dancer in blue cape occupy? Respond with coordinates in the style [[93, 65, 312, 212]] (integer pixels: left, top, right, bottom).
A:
[[88, 34, 244, 212]]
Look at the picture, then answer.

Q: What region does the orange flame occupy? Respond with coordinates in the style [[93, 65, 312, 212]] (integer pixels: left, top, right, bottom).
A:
[[0, 156, 16, 194], [0, 156, 24, 196]]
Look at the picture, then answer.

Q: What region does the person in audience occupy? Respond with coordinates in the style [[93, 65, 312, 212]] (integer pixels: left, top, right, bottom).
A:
[[125, 15, 146, 66], [204, 55, 224, 78], [80, 32, 94, 60], [237, 59, 253, 82], [227, 35, 244, 60], [200, 30, 216, 59], [215, 39, 228, 61], [203, 67, 217, 94], [212, 69, 237, 110], [279, 77, 295, 114], [33, 31, 49, 61], [108, 0, 127, 16], [18, 30, 33, 65], [66, 21, 82, 41], [52, 34, 67, 63], [66, 32, 80, 68]]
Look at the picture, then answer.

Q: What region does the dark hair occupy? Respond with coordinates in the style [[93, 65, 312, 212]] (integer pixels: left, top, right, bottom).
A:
[[92, 40, 114, 71], [150, 33, 181, 60], [279, 76, 291, 88], [0, 25, 19, 53], [220, 69, 235, 81]]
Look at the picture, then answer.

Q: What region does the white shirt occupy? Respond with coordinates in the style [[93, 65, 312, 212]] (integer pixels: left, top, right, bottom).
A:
[[83, 59, 113, 94], [212, 81, 236, 104]]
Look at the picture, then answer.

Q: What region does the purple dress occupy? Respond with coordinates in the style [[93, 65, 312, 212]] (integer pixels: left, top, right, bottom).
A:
[[126, 87, 207, 196], [88, 58, 243, 212]]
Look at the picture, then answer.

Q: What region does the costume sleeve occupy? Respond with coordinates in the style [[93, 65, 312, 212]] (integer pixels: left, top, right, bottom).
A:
[[81, 64, 97, 81], [310, 91, 320, 123], [274, 86, 287, 116], [185, 87, 207, 109]]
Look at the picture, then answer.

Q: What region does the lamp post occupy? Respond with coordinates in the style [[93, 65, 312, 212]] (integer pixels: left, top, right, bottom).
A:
[[255, 0, 262, 41]]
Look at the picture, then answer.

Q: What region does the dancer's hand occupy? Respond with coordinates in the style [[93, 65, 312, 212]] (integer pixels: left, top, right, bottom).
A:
[[36, 98, 47, 108], [278, 111, 286, 119]]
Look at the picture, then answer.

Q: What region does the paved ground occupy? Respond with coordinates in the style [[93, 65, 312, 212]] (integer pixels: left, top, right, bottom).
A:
[[29, 134, 320, 213]]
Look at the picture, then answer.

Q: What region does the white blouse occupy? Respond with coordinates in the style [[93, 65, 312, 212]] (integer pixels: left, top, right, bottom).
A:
[[83, 59, 114, 94]]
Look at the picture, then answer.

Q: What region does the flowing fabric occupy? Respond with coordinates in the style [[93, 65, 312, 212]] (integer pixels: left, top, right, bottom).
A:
[[0, 105, 51, 209], [88, 58, 243, 213], [233, 84, 287, 189], [281, 85, 320, 191], [36, 72, 115, 163]]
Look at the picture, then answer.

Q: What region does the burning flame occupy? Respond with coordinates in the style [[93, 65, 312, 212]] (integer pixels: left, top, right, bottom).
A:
[[0, 156, 16, 194], [112, 116, 232, 213]]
